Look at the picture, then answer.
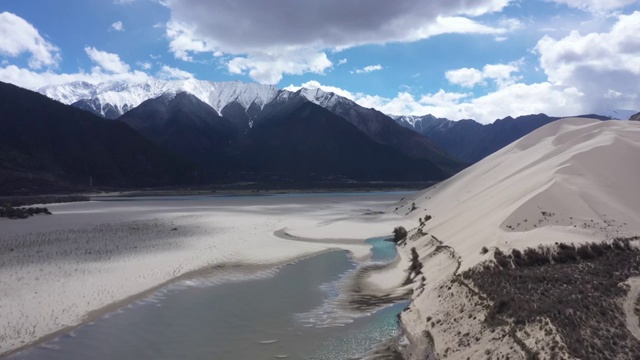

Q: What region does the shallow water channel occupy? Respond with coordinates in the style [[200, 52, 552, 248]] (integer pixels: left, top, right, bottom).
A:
[[11, 238, 406, 359]]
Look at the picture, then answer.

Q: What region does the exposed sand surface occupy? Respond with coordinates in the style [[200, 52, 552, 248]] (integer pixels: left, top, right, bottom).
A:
[[624, 277, 640, 341], [397, 118, 640, 272], [0, 192, 412, 356], [392, 118, 640, 359]]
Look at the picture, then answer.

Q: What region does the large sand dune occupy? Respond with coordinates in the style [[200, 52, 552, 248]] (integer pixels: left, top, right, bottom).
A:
[[395, 118, 640, 359], [398, 118, 640, 271]]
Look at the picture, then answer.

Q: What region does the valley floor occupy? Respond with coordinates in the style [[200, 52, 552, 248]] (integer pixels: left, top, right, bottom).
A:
[[0, 192, 413, 356]]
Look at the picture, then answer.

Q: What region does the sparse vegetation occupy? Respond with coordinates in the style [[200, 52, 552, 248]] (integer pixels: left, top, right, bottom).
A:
[[393, 226, 408, 243], [408, 247, 423, 277], [464, 238, 640, 360], [0, 204, 51, 219], [0, 195, 89, 207]]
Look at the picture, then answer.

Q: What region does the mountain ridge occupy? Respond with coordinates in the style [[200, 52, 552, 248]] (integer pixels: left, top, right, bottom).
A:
[[0, 81, 194, 195]]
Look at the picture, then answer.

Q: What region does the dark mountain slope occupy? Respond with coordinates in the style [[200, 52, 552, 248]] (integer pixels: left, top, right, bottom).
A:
[[0, 81, 193, 195], [235, 97, 448, 181], [396, 113, 613, 163], [118, 92, 239, 180], [300, 89, 463, 172]]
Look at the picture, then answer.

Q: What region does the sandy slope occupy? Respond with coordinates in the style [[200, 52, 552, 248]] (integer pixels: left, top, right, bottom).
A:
[[392, 118, 640, 359], [624, 277, 640, 341], [398, 118, 640, 272], [0, 193, 411, 356]]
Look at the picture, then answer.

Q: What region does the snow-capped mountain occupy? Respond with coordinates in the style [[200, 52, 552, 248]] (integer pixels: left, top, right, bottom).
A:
[[38, 79, 460, 171], [39, 79, 283, 120]]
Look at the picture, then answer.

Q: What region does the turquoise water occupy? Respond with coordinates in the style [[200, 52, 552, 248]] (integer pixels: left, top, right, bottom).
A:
[[11, 239, 405, 360], [365, 237, 398, 263]]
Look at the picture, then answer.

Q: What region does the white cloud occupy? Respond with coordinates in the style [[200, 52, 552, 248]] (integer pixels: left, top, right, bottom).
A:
[[355, 83, 584, 123], [156, 65, 193, 79], [337, 58, 348, 65], [161, 0, 515, 83], [353, 64, 383, 74], [114, 0, 135, 4], [109, 21, 124, 32], [166, 21, 217, 62], [284, 12, 640, 124], [535, 11, 640, 112], [545, 0, 639, 13], [284, 80, 357, 100], [445, 68, 485, 88], [227, 49, 332, 84], [446, 61, 521, 89], [285, 79, 585, 124], [0, 12, 60, 69], [137, 61, 152, 70], [0, 64, 150, 90], [84, 47, 130, 74]]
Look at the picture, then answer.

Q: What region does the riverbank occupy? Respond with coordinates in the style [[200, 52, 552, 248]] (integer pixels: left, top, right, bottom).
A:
[[0, 192, 413, 356]]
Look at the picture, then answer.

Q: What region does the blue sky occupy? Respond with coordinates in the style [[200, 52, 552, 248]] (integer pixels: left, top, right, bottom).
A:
[[1, 0, 639, 122]]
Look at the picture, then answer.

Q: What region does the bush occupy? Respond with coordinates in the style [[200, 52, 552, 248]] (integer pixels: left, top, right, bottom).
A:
[[392, 226, 408, 243]]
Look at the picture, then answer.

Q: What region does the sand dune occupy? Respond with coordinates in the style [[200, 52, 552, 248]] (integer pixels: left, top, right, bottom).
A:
[[398, 118, 640, 271], [394, 118, 640, 359]]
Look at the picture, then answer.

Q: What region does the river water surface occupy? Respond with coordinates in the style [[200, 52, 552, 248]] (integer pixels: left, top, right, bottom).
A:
[[11, 238, 405, 359]]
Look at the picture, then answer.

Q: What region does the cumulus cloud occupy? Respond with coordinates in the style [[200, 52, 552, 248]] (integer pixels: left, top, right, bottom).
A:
[[227, 49, 332, 84], [109, 21, 124, 32], [0, 64, 151, 90], [535, 11, 640, 112], [545, 0, 639, 13], [355, 83, 584, 123], [285, 11, 640, 124], [284, 80, 358, 100], [161, 0, 513, 83], [284, 78, 586, 124], [84, 47, 130, 74], [337, 58, 348, 66], [156, 65, 194, 79], [137, 61, 152, 70], [353, 64, 383, 74], [0, 12, 60, 69], [446, 61, 521, 88]]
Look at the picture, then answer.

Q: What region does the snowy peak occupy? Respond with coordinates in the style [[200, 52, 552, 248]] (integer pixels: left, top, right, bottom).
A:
[[297, 87, 350, 109], [39, 81, 98, 105], [38, 80, 283, 119]]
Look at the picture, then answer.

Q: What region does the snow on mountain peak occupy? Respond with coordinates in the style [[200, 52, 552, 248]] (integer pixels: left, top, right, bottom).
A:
[[297, 87, 349, 109], [38, 79, 283, 118]]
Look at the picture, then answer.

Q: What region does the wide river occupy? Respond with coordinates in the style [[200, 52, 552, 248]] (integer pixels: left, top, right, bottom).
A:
[[9, 193, 410, 360]]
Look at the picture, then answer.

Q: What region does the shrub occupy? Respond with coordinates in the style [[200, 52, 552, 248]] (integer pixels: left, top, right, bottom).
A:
[[577, 244, 595, 260], [392, 226, 408, 243]]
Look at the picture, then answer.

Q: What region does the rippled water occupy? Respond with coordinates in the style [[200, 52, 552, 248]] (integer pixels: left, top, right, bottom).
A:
[[11, 238, 404, 360]]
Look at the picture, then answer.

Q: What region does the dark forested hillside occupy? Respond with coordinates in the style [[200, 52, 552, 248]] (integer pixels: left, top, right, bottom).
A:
[[0, 81, 194, 195]]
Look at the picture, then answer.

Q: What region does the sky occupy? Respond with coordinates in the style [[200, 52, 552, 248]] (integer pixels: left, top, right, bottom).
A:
[[1, 0, 639, 123]]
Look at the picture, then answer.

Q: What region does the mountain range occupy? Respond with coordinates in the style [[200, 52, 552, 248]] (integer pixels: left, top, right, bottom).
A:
[[0, 81, 194, 195], [0, 80, 461, 194], [38, 80, 462, 179], [0, 78, 624, 194], [393, 113, 612, 163]]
